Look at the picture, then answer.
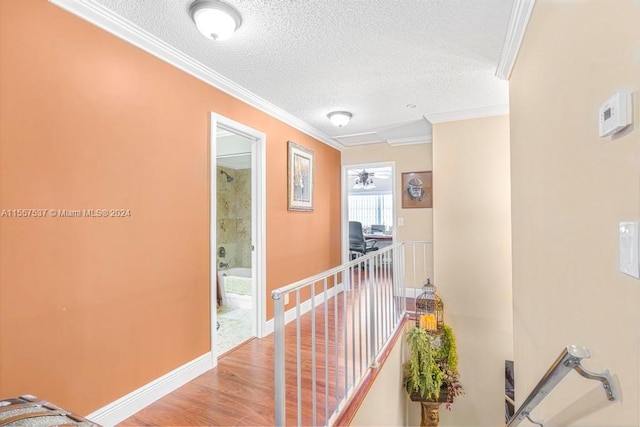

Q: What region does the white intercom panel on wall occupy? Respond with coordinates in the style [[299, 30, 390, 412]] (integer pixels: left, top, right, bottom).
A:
[[599, 89, 633, 137], [620, 222, 640, 279]]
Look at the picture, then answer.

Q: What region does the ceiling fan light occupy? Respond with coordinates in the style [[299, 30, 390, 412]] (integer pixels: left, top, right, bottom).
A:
[[351, 169, 378, 190], [327, 111, 352, 127], [365, 177, 375, 189], [190, 0, 242, 41]]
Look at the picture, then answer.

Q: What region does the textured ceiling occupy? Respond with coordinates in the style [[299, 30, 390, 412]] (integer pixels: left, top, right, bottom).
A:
[[93, 0, 513, 147]]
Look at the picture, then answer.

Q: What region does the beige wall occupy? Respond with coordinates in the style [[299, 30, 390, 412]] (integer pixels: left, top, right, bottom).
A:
[[510, 1, 640, 425], [343, 143, 434, 289], [432, 115, 513, 426], [342, 143, 433, 243], [349, 324, 409, 427]]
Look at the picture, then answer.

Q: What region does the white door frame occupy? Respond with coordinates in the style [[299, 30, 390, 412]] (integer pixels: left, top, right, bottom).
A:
[[341, 161, 397, 265], [210, 113, 267, 367]]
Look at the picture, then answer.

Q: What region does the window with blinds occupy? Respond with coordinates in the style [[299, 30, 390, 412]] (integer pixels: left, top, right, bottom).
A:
[[348, 194, 393, 229]]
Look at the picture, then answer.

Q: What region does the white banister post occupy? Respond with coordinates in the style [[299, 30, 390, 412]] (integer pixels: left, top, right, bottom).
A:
[[368, 257, 376, 361], [273, 290, 286, 426]]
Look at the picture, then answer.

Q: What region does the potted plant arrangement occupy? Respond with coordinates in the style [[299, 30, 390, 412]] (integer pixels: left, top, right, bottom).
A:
[[403, 280, 464, 426], [403, 324, 464, 406]]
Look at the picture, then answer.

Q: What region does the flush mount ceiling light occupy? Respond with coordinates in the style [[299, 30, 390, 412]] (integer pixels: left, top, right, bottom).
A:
[[189, 0, 242, 41], [327, 111, 352, 127]]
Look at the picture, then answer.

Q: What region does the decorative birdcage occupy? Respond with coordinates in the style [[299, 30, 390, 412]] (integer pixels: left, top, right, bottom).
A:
[[415, 279, 444, 334]]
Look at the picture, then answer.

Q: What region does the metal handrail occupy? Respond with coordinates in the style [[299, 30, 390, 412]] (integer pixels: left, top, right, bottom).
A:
[[270, 240, 430, 299], [507, 345, 617, 427]]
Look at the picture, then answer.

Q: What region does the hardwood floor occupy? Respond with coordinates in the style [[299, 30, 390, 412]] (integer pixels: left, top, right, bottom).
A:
[[120, 336, 277, 426], [120, 269, 406, 427]]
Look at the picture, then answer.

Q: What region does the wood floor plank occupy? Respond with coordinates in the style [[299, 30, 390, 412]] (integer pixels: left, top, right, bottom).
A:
[[119, 269, 404, 426]]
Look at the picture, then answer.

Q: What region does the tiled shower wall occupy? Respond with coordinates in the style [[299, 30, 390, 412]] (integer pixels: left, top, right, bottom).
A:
[[217, 166, 251, 269]]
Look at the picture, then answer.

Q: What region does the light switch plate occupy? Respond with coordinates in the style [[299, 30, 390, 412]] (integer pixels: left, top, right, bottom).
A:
[[620, 222, 640, 278]]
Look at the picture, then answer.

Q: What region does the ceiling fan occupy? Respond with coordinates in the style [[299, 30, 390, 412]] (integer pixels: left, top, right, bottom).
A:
[[348, 168, 390, 190]]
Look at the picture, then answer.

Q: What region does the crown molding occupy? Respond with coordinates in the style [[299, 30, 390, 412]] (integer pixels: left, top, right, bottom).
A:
[[334, 131, 379, 139], [423, 104, 509, 125], [341, 140, 386, 147], [49, 0, 344, 151], [386, 136, 432, 146], [334, 132, 385, 147], [335, 132, 432, 147], [495, 0, 536, 80]]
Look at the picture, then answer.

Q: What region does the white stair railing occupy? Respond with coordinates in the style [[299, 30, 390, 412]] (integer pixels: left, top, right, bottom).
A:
[[272, 241, 433, 426]]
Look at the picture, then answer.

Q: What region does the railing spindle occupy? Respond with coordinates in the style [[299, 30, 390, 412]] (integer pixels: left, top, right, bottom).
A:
[[369, 257, 376, 362], [412, 244, 417, 288], [296, 289, 301, 427], [323, 278, 329, 424], [386, 252, 390, 338], [351, 265, 356, 384], [343, 266, 349, 398], [357, 261, 363, 378], [333, 272, 339, 415], [311, 281, 317, 427], [382, 253, 388, 339], [273, 290, 286, 426], [271, 242, 432, 426]]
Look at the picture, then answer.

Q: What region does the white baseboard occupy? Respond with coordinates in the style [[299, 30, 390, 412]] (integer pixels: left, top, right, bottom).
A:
[[263, 282, 344, 336], [87, 282, 406, 425], [86, 352, 213, 427]]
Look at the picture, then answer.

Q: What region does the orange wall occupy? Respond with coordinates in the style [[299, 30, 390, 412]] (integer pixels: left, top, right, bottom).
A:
[[0, 0, 341, 414]]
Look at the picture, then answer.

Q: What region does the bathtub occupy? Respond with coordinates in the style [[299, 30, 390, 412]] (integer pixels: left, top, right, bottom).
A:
[[218, 267, 252, 309]]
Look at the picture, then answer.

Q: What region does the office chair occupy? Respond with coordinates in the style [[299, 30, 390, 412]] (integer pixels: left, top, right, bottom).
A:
[[349, 221, 379, 258]]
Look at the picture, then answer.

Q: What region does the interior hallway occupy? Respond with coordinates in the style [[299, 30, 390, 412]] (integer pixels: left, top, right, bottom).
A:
[[120, 271, 403, 426]]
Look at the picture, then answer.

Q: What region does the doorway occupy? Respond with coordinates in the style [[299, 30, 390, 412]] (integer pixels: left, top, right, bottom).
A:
[[210, 113, 266, 366], [342, 163, 396, 263]]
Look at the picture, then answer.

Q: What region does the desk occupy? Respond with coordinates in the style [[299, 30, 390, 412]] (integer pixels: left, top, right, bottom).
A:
[[364, 233, 393, 249]]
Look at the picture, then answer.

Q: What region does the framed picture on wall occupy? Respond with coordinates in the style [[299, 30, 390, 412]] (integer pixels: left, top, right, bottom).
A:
[[288, 141, 314, 211], [401, 171, 432, 208]]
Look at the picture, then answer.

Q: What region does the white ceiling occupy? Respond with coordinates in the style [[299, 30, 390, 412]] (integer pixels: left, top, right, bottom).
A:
[[217, 131, 252, 169], [217, 153, 251, 169], [89, 0, 513, 148]]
